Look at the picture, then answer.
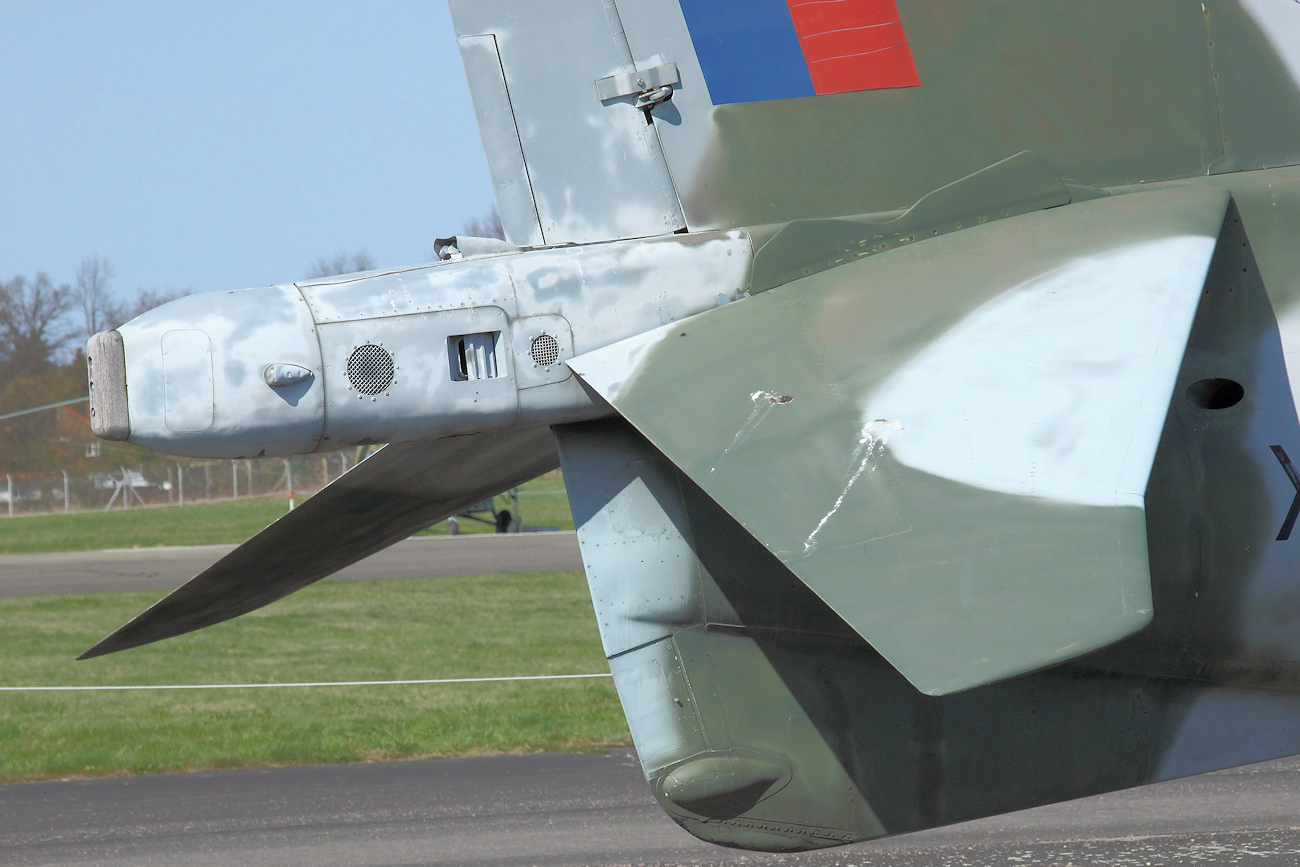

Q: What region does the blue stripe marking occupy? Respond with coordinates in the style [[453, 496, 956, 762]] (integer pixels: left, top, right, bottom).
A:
[[678, 0, 814, 105]]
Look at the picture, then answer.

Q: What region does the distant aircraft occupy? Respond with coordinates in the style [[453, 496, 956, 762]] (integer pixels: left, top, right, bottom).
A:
[[78, 0, 1300, 853]]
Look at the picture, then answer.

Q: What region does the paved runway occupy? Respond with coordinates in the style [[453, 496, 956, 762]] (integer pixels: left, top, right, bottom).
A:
[[4, 749, 1300, 865], [7, 538, 1300, 864], [0, 532, 584, 597]]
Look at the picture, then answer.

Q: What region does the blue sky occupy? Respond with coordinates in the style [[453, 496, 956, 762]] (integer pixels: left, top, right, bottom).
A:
[[0, 1, 494, 299]]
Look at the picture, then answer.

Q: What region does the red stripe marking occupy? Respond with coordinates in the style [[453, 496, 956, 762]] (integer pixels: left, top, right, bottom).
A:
[[786, 0, 921, 94], [799, 20, 909, 60], [788, 0, 898, 32]]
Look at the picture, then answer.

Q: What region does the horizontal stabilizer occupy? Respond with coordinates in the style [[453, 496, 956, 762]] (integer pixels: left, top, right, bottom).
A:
[[570, 186, 1231, 695], [79, 426, 559, 659]]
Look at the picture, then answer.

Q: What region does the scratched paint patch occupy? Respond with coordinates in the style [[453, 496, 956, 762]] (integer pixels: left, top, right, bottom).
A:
[[803, 418, 902, 554], [710, 390, 795, 474]]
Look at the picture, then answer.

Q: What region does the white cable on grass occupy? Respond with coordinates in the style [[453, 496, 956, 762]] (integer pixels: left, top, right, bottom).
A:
[[0, 673, 612, 692]]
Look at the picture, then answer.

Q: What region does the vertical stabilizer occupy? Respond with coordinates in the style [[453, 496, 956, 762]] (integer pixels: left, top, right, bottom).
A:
[[450, 0, 686, 246], [455, 0, 1300, 236]]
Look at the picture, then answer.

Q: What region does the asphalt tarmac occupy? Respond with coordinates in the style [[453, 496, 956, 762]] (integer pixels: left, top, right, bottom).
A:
[[0, 532, 584, 597], [4, 749, 1300, 866], [6, 538, 1300, 865]]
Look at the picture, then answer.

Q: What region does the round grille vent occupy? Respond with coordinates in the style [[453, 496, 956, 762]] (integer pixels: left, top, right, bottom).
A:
[[530, 333, 560, 367], [346, 344, 394, 395]]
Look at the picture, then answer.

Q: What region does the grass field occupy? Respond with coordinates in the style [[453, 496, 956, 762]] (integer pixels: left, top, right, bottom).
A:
[[0, 571, 627, 782], [0, 473, 574, 554]]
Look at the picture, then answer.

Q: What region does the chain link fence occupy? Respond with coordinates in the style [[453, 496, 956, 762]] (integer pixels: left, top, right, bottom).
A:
[[0, 401, 572, 528], [0, 450, 368, 517]]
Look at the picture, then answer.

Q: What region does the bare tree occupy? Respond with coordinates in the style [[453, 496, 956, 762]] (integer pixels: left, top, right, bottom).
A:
[[74, 255, 126, 338], [72, 256, 190, 335], [127, 288, 185, 321], [462, 208, 505, 240], [0, 273, 74, 380], [305, 250, 375, 279]]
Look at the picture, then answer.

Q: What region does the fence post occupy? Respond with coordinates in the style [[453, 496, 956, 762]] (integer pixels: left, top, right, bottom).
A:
[[62, 469, 69, 514], [177, 462, 184, 507], [6, 474, 11, 518], [284, 458, 295, 510], [232, 460, 238, 500]]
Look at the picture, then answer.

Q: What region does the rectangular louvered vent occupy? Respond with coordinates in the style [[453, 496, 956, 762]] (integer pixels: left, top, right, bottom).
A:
[[449, 332, 501, 381]]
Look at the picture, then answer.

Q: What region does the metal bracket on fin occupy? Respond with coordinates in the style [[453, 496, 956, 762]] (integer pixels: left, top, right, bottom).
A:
[[596, 62, 679, 103], [434, 235, 520, 261]]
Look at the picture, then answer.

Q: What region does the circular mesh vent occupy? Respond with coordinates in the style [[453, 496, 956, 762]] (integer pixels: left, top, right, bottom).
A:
[[530, 333, 560, 367], [347, 344, 394, 395]]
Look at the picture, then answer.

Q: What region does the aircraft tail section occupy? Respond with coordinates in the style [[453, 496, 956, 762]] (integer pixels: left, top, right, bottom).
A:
[[558, 184, 1300, 849], [452, 0, 1300, 244], [571, 185, 1230, 696]]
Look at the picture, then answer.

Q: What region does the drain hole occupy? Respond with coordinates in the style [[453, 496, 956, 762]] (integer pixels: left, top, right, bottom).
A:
[[1187, 378, 1244, 410]]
